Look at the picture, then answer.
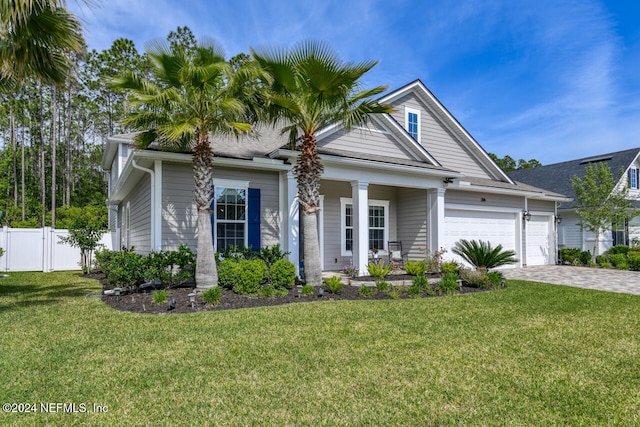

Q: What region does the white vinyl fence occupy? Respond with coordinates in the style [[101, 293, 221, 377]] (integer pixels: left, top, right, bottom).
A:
[[0, 227, 114, 272]]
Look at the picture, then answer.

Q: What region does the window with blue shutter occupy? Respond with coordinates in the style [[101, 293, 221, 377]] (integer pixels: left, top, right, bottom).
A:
[[210, 185, 260, 251]]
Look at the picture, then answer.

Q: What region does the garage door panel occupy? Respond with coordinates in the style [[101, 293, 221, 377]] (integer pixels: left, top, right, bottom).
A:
[[443, 209, 517, 267], [526, 215, 551, 266]]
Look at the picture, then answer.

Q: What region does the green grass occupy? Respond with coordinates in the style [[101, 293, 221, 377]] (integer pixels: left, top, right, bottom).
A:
[[1, 272, 640, 426]]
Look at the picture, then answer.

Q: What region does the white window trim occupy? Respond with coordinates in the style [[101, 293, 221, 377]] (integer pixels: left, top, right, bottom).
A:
[[630, 168, 638, 190], [212, 178, 250, 251], [405, 107, 421, 143], [340, 197, 390, 256]]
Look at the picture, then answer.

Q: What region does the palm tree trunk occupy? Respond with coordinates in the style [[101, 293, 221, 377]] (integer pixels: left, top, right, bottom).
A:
[[295, 134, 324, 285], [193, 134, 217, 289], [302, 212, 322, 285]]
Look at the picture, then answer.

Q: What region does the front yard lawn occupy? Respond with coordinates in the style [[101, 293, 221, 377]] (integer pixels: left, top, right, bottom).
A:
[[1, 271, 639, 426]]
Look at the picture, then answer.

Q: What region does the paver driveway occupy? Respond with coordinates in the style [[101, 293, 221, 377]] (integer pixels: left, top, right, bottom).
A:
[[502, 265, 640, 295]]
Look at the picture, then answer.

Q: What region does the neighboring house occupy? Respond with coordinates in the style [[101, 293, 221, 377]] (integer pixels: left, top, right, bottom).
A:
[[508, 148, 640, 255], [101, 79, 569, 275]]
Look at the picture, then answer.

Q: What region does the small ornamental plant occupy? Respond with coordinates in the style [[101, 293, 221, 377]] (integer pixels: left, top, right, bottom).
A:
[[323, 276, 345, 294], [202, 287, 222, 306]]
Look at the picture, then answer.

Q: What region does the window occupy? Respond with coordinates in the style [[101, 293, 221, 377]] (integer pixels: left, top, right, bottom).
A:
[[340, 198, 389, 255], [213, 179, 249, 251], [630, 168, 639, 189], [405, 107, 420, 142]]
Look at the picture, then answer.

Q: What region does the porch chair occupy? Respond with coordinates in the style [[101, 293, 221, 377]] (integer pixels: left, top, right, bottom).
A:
[[387, 241, 408, 268]]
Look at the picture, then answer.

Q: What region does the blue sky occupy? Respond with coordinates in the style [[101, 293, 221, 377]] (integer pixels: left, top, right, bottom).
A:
[[70, 0, 640, 165]]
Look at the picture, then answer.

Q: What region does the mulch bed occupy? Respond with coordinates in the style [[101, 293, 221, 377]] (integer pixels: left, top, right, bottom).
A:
[[91, 272, 494, 315]]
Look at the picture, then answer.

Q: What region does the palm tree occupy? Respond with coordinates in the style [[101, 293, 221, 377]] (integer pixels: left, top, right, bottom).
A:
[[452, 239, 518, 271], [112, 39, 260, 288], [0, 0, 85, 89], [251, 40, 393, 285]]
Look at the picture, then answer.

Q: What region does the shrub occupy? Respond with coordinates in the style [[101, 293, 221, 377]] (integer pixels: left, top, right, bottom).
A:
[[367, 262, 392, 279], [152, 290, 169, 304], [452, 239, 517, 271], [260, 285, 288, 298], [144, 244, 195, 288], [579, 251, 592, 266], [301, 284, 314, 296], [595, 255, 609, 266], [259, 244, 290, 267], [412, 275, 428, 290], [375, 280, 390, 292], [388, 286, 403, 299], [94, 248, 116, 277], [404, 260, 426, 276], [441, 260, 459, 274], [609, 254, 627, 268], [233, 259, 268, 295], [486, 271, 503, 288], [559, 248, 582, 265], [202, 287, 222, 305], [104, 248, 146, 288], [57, 205, 108, 273], [359, 286, 375, 297], [600, 261, 613, 269], [628, 253, 640, 271], [323, 276, 344, 294], [270, 259, 296, 289], [459, 268, 492, 289], [607, 245, 630, 256], [437, 272, 459, 295], [407, 283, 422, 298], [218, 259, 240, 289]]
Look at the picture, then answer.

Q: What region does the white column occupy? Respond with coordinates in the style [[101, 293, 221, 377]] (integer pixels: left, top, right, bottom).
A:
[[352, 181, 369, 276], [285, 171, 300, 276], [427, 188, 445, 252]]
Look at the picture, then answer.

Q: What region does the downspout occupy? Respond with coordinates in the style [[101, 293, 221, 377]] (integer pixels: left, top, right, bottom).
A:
[[131, 159, 155, 252]]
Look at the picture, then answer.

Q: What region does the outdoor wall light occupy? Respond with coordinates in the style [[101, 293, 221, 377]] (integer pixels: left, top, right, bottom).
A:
[[555, 215, 563, 224], [523, 210, 532, 221]]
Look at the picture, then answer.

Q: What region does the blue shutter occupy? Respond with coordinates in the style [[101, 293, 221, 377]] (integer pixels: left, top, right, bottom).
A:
[[247, 188, 261, 250], [210, 186, 216, 248]]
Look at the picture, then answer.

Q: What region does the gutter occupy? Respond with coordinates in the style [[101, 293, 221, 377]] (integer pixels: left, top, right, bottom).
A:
[[131, 159, 160, 252]]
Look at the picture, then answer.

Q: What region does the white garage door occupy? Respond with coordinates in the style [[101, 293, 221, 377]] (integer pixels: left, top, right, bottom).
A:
[[443, 209, 517, 267], [526, 215, 551, 266]]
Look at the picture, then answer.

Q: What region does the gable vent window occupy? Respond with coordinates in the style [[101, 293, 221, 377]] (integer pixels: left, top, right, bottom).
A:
[[405, 108, 421, 142]]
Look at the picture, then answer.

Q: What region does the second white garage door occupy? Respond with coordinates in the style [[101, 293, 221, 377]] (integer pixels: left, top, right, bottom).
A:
[[443, 209, 518, 267], [526, 215, 551, 266]]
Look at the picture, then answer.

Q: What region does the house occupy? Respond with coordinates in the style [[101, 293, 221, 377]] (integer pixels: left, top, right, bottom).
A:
[[101, 80, 569, 275], [508, 148, 640, 255]]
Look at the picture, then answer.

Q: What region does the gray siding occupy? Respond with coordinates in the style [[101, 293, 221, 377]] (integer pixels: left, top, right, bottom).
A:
[[127, 173, 151, 254], [528, 199, 555, 212], [161, 163, 281, 251], [390, 93, 491, 179], [397, 188, 428, 260], [319, 123, 415, 160]]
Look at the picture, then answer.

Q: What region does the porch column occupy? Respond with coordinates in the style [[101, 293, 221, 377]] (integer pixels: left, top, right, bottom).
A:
[[427, 188, 445, 252], [285, 171, 300, 276], [351, 181, 369, 277]]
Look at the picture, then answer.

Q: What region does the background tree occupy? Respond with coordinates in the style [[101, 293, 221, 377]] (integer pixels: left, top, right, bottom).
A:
[[251, 40, 393, 285], [571, 163, 638, 262], [112, 38, 259, 288], [489, 153, 541, 172], [0, 0, 84, 89]]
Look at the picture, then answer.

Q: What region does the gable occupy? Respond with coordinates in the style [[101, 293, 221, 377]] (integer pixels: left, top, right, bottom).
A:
[[317, 119, 426, 163], [389, 92, 493, 179]]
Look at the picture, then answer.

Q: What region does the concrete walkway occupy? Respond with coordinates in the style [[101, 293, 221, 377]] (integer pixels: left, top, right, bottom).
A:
[[502, 265, 640, 295]]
